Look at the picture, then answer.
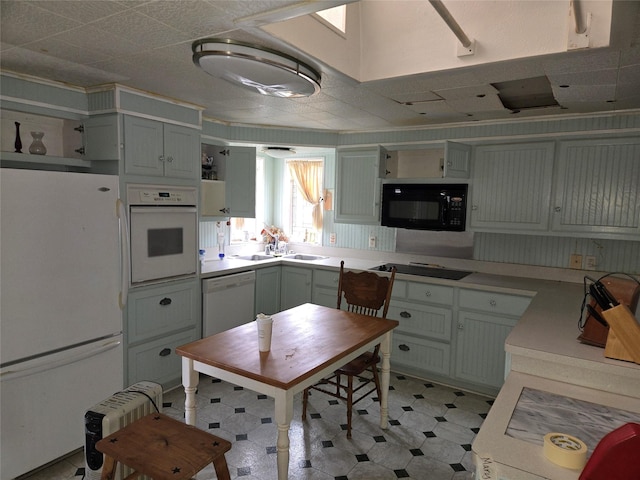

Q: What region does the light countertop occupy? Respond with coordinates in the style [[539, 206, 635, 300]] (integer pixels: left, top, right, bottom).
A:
[[201, 249, 640, 480]]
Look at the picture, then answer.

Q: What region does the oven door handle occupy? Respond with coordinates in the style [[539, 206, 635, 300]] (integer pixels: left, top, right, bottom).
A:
[[117, 198, 130, 309]]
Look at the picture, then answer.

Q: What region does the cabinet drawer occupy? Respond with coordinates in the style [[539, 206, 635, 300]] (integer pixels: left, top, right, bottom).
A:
[[387, 301, 452, 341], [313, 269, 340, 287], [128, 283, 198, 343], [391, 333, 451, 377], [127, 328, 198, 388], [459, 289, 531, 316], [407, 282, 454, 305]]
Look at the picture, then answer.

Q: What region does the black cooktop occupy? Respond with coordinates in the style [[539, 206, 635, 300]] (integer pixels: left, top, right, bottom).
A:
[[373, 263, 472, 281]]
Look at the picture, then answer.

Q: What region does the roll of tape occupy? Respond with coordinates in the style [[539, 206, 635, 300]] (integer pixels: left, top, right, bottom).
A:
[[543, 432, 588, 470]]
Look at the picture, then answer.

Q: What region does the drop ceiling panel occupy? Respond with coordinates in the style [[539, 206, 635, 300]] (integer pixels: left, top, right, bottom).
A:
[[447, 95, 507, 113], [552, 84, 617, 103], [433, 84, 499, 101]]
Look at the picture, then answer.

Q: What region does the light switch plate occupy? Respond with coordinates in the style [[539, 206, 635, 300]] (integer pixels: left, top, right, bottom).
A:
[[369, 236, 376, 248]]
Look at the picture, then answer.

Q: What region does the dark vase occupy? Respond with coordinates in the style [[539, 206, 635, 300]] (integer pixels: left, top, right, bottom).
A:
[[14, 122, 22, 153]]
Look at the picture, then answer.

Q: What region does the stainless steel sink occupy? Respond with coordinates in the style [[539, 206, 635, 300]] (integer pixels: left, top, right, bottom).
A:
[[284, 254, 328, 261], [234, 254, 274, 261]]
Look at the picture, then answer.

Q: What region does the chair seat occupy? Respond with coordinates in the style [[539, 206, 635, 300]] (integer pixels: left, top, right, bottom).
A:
[[336, 351, 380, 376]]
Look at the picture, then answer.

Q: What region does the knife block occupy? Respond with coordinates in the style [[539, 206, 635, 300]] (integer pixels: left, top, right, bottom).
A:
[[578, 276, 640, 348], [602, 305, 640, 364]]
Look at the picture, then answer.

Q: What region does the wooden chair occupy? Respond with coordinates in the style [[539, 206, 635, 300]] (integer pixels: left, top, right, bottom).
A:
[[96, 413, 231, 480], [302, 260, 396, 438]]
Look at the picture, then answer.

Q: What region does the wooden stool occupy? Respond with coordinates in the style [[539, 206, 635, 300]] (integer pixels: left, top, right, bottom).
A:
[[96, 413, 231, 480]]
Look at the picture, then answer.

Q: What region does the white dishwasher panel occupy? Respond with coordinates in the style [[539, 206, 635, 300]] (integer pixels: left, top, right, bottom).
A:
[[203, 271, 256, 337]]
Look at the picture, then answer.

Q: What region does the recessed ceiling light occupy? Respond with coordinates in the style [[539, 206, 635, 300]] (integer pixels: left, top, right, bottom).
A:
[[192, 38, 321, 98]]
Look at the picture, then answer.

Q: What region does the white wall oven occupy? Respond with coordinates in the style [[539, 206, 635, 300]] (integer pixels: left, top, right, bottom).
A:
[[127, 184, 197, 284]]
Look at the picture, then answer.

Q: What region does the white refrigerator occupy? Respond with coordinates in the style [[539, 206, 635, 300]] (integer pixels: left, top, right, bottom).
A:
[[1, 168, 126, 479]]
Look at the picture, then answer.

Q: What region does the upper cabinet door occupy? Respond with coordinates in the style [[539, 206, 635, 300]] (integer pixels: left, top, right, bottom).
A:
[[163, 124, 200, 180], [83, 114, 122, 161], [443, 141, 471, 178], [224, 146, 256, 218], [124, 116, 199, 180], [552, 138, 640, 238], [124, 116, 165, 177], [470, 142, 555, 232], [335, 147, 382, 224]]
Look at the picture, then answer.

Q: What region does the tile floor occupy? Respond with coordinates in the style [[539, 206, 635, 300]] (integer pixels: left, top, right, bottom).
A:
[[21, 373, 493, 480]]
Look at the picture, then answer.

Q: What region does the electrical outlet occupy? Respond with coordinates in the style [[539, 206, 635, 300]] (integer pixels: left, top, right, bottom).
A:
[[329, 232, 336, 245], [368, 236, 376, 248], [585, 255, 597, 270], [569, 254, 583, 269]]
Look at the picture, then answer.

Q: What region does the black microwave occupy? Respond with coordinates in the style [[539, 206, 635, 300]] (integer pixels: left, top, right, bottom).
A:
[[381, 183, 468, 231]]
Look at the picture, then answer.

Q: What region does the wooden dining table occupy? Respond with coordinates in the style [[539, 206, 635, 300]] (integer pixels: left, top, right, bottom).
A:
[[176, 302, 399, 480]]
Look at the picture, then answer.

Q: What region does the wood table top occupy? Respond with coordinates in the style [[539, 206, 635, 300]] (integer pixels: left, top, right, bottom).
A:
[[176, 303, 399, 390]]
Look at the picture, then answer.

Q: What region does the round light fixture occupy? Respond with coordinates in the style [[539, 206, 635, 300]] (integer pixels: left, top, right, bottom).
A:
[[192, 38, 321, 98], [261, 147, 297, 158]]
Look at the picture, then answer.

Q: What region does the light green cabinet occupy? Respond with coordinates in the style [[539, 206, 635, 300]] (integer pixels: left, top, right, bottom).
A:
[[312, 268, 340, 308], [83, 114, 121, 161], [255, 266, 281, 316], [551, 137, 640, 238], [124, 116, 199, 180], [383, 141, 471, 179], [125, 278, 200, 389], [455, 289, 531, 393], [470, 142, 555, 232], [387, 280, 455, 378], [335, 147, 386, 224], [201, 144, 256, 218], [280, 266, 312, 310]]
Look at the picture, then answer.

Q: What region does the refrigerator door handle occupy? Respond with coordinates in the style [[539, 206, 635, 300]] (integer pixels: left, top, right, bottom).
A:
[[0, 338, 122, 382], [117, 198, 130, 309]]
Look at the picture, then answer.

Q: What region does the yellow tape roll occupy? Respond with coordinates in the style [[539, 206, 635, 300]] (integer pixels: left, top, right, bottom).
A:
[[543, 432, 588, 470]]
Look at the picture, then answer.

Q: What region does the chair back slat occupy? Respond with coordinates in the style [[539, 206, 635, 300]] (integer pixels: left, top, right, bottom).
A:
[[337, 261, 396, 319]]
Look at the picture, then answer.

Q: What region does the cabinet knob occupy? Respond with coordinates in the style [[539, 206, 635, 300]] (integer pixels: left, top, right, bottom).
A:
[[74, 125, 85, 133], [159, 297, 172, 306], [424, 290, 432, 297], [489, 299, 497, 307], [75, 147, 85, 155], [159, 348, 171, 357], [400, 311, 411, 318], [457, 323, 464, 330], [472, 205, 478, 211], [554, 206, 562, 212], [166, 156, 174, 163], [158, 155, 165, 162], [219, 207, 230, 214], [398, 344, 410, 352]]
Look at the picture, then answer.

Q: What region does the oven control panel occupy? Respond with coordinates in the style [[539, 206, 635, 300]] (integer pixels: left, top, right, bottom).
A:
[[127, 184, 197, 206]]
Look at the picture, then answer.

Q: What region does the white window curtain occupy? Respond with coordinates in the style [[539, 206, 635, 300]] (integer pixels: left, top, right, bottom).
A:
[[287, 160, 323, 231]]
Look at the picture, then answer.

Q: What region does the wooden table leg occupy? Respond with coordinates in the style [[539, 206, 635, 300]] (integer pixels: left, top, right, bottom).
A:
[[379, 331, 392, 430], [182, 357, 199, 426]]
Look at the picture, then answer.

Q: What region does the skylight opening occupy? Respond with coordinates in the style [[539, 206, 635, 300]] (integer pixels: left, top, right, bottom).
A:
[[314, 5, 346, 34]]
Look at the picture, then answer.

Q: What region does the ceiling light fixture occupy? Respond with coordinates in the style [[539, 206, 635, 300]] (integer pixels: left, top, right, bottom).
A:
[[192, 38, 321, 98], [261, 147, 297, 158]]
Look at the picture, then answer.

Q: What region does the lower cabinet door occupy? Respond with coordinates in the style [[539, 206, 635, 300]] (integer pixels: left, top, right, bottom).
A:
[[127, 328, 198, 389], [391, 333, 451, 377], [455, 311, 517, 389]]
